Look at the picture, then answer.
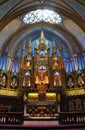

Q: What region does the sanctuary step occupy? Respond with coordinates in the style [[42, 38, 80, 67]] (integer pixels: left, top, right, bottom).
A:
[[0, 121, 85, 130], [24, 115, 58, 120]]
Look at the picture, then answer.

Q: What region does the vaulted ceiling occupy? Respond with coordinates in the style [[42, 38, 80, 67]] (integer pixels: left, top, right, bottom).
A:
[[0, 0, 85, 59]]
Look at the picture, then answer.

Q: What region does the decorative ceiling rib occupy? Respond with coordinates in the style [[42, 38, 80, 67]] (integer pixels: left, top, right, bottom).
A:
[[0, 0, 9, 6], [75, 0, 85, 7]]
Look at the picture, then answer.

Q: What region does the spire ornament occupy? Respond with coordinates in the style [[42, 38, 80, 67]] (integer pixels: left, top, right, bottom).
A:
[[28, 38, 32, 54], [53, 39, 57, 54], [38, 30, 46, 50]]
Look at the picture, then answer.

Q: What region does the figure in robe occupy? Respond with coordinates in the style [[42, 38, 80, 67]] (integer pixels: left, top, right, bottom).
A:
[[67, 77, 74, 88], [23, 76, 30, 87], [24, 58, 31, 70], [11, 77, 17, 89], [35, 71, 49, 84], [2, 75, 6, 88], [78, 75, 84, 87], [53, 60, 59, 69], [54, 75, 61, 87]]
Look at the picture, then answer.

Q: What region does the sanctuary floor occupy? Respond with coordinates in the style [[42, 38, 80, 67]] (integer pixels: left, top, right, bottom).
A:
[[0, 121, 85, 130]]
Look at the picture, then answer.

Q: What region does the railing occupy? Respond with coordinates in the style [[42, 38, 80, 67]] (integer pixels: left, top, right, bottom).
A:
[[0, 112, 24, 125], [59, 112, 85, 125]]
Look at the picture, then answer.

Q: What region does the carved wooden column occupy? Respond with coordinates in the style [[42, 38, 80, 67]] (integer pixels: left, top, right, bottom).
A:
[[82, 66, 85, 82], [30, 57, 35, 90], [6, 50, 14, 72], [73, 54, 78, 71], [18, 72, 23, 93], [72, 71, 78, 88], [50, 70, 54, 91], [7, 71, 11, 89], [61, 69, 66, 89], [48, 56, 52, 91], [0, 69, 2, 88]]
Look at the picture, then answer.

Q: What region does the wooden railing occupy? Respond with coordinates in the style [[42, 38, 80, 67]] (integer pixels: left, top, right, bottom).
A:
[[0, 112, 24, 125], [59, 112, 85, 125]]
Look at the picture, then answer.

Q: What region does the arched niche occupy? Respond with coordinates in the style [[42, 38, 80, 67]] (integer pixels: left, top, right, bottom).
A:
[[0, 72, 7, 88], [35, 65, 49, 85], [54, 72, 61, 87], [67, 74, 74, 89], [24, 57, 32, 70], [52, 55, 64, 71], [77, 71, 84, 87], [23, 72, 31, 87], [11, 73, 17, 89]]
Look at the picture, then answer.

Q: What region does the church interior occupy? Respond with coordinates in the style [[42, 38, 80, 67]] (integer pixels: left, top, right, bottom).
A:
[[0, 0, 85, 129]]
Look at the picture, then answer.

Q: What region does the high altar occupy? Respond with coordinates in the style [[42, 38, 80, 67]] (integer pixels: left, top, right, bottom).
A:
[[0, 30, 85, 123], [20, 30, 64, 118]]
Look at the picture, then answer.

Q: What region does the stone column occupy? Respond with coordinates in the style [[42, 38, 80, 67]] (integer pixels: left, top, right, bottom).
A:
[[73, 54, 78, 71], [6, 50, 14, 72], [61, 69, 66, 89]]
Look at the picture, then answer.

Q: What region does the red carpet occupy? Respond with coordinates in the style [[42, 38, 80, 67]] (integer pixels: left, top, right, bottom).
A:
[[0, 121, 85, 129], [24, 120, 59, 127]]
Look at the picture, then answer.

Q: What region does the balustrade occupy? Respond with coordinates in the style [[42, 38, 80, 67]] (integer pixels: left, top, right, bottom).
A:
[[59, 112, 85, 125], [0, 112, 23, 125]]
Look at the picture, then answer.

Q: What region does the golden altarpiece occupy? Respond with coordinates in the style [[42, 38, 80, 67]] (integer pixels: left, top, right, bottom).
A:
[[19, 30, 65, 119], [0, 30, 85, 123]]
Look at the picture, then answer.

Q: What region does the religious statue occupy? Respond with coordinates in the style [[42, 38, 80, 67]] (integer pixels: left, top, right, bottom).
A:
[[54, 74, 61, 87], [67, 77, 74, 89], [11, 76, 17, 89], [25, 60, 30, 68], [78, 75, 84, 87], [23, 76, 30, 87], [35, 71, 49, 84], [53, 60, 59, 69], [2, 74, 6, 88]]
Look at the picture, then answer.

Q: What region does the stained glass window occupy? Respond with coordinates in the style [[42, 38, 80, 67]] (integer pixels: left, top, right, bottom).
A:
[[23, 9, 62, 24]]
